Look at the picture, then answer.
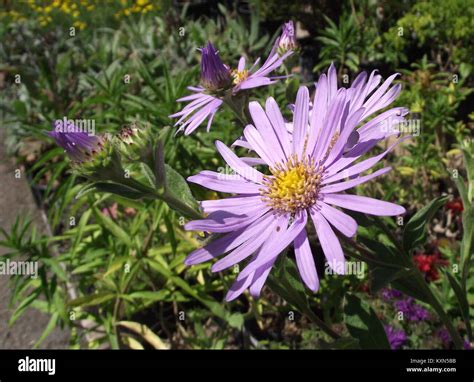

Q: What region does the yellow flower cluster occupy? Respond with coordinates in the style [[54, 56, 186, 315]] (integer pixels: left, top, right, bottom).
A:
[[114, 0, 155, 18], [0, 0, 158, 29]]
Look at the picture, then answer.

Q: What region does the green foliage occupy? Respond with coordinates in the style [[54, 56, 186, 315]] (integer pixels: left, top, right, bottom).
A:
[[0, 0, 472, 350]]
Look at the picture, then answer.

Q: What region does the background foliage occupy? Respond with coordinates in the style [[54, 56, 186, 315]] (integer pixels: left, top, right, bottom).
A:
[[0, 0, 472, 349]]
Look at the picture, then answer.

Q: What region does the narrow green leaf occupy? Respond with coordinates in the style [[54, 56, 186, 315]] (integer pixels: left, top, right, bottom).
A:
[[403, 196, 448, 252], [445, 271, 472, 339], [93, 207, 133, 247], [68, 292, 116, 307]]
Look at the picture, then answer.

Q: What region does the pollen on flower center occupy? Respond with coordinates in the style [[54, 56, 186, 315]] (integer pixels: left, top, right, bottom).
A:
[[261, 155, 322, 214], [231, 69, 248, 85]]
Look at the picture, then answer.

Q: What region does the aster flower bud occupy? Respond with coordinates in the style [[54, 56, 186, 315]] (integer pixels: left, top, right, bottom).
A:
[[200, 42, 232, 91], [277, 21, 297, 55], [48, 121, 123, 181], [115, 124, 154, 165]]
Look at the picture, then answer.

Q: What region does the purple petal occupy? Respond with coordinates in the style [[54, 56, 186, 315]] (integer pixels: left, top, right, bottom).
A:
[[311, 209, 345, 275], [225, 273, 254, 301], [320, 167, 391, 194], [292, 86, 310, 158], [238, 211, 307, 279], [215, 140, 263, 183], [323, 136, 410, 183], [188, 170, 261, 194], [312, 89, 347, 162], [294, 229, 319, 291], [201, 195, 263, 214], [307, 74, 328, 154], [211, 217, 278, 272], [185, 206, 270, 233], [265, 97, 292, 158], [243, 125, 278, 166], [248, 101, 286, 163], [185, 212, 275, 265], [322, 193, 406, 216], [317, 202, 358, 237]]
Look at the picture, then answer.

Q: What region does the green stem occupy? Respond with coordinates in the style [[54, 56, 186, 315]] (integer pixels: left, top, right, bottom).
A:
[[223, 94, 250, 127], [121, 177, 203, 220], [162, 191, 203, 220], [341, 236, 404, 270]]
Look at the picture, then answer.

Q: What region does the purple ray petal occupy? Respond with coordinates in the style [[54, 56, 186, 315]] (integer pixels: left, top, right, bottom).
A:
[[212, 217, 278, 272], [294, 229, 319, 291], [185, 206, 270, 233], [323, 193, 406, 216], [188, 170, 261, 194], [243, 125, 278, 166], [317, 202, 358, 237], [215, 140, 263, 184], [320, 167, 391, 194], [248, 101, 286, 163], [292, 86, 310, 158], [265, 97, 292, 158], [184, 212, 275, 265], [311, 209, 345, 275], [238, 211, 306, 279]]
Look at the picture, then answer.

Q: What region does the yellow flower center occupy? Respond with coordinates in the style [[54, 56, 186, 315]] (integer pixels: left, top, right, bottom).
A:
[[261, 155, 322, 214], [231, 69, 249, 85]]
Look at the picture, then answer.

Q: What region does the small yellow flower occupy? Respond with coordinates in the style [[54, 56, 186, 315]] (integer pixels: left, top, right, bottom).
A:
[[73, 20, 86, 30]]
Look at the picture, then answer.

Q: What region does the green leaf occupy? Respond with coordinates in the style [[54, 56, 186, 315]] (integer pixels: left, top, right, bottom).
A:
[[93, 207, 133, 247], [163, 164, 200, 214], [391, 275, 430, 303], [139, 162, 156, 188], [33, 312, 59, 349], [94, 182, 145, 200], [445, 271, 472, 339], [68, 292, 116, 307], [403, 196, 448, 252], [344, 294, 390, 349], [127, 290, 170, 302], [267, 256, 311, 315]]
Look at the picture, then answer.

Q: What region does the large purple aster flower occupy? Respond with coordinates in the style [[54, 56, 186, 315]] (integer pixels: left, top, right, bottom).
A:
[[184, 80, 407, 301], [170, 37, 292, 135]]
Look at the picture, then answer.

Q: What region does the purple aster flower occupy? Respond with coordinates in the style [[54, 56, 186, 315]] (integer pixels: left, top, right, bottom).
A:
[[184, 79, 406, 301], [384, 325, 407, 349], [48, 120, 102, 163], [169, 37, 292, 135], [394, 298, 430, 321], [277, 21, 297, 53]]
